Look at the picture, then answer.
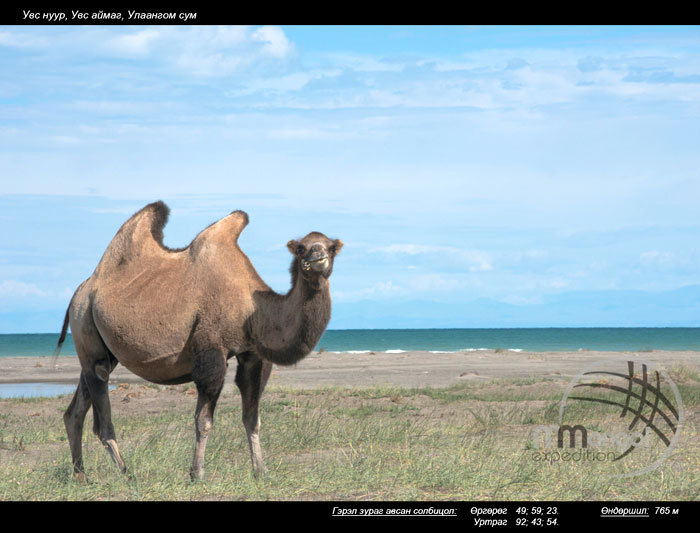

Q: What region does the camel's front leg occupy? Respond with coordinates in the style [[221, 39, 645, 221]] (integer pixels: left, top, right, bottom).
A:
[[190, 349, 226, 481], [235, 352, 272, 476]]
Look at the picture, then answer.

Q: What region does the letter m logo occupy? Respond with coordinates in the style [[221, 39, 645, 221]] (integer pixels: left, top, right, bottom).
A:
[[558, 424, 587, 448]]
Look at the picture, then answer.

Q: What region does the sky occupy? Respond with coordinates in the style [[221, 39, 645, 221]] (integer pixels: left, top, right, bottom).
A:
[[1, 24, 699, 332]]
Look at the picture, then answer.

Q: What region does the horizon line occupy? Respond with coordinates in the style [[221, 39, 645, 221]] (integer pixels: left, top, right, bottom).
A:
[[3, 325, 700, 336]]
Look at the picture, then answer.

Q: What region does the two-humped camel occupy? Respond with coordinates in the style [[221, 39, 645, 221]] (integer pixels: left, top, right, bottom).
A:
[[55, 201, 342, 481]]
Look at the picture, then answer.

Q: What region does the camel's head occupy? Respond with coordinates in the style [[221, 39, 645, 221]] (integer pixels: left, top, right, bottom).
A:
[[287, 232, 343, 281]]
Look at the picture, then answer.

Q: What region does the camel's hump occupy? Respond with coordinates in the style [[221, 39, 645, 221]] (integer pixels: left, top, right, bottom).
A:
[[94, 202, 249, 273], [189, 209, 250, 256]]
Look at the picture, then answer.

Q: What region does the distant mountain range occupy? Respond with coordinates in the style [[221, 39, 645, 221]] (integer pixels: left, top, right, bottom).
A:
[[329, 285, 700, 329]]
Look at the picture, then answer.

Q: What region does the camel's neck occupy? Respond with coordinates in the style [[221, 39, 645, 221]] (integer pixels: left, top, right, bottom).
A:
[[250, 261, 331, 366]]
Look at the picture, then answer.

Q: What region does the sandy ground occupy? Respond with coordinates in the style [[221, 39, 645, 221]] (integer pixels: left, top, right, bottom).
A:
[[0, 350, 698, 391]]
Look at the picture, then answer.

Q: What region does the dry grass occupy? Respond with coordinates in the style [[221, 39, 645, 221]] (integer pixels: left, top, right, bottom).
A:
[[0, 372, 698, 501]]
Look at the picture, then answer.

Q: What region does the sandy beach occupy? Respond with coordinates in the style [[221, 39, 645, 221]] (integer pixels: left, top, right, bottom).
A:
[[1, 350, 698, 390]]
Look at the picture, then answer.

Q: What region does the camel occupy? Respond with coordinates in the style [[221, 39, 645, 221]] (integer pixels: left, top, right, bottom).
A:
[[54, 201, 342, 481]]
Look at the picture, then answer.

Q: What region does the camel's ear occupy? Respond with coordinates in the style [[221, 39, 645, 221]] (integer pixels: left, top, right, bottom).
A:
[[287, 240, 300, 255], [331, 239, 344, 255]]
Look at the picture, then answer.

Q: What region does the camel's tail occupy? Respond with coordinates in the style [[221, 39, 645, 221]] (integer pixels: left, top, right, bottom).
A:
[[52, 305, 71, 367]]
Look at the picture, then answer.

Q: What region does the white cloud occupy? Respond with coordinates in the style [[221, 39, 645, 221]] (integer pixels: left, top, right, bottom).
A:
[[38, 26, 299, 78], [0, 280, 47, 299], [545, 278, 569, 290], [0, 30, 49, 48], [50, 135, 82, 145], [106, 28, 164, 56], [640, 250, 677, 267], [251, 26, 294, 59], [171, 26, 294, 77], [65, 100, 177, 115], [407, 273, 463, 291], [374, 244, 493, 272], [313, 52, 405, 73], [267, 127, 352, 141], [8, 27, 700, 111], [334, 273, 466, 302], [377, 244, 442, 255], [224, 72, 313, 97], [241, 43, 700, 111], [334, 280, 402, 301]]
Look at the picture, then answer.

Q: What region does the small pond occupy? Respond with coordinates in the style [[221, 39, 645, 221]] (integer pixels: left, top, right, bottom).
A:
[[0, 383, 78, 399]]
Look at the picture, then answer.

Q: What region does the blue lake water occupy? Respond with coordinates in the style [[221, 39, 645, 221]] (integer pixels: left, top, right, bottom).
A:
[[1, 328, 700, 358]]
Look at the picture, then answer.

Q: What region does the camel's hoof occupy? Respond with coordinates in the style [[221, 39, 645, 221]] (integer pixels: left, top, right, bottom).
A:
[[252, 466, 269, 480], [189, 470, 205, 483], [72, 472, 88, 485]]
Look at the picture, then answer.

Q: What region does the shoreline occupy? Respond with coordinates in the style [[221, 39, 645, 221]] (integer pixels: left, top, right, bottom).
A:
[[1, 350, 698, 390]]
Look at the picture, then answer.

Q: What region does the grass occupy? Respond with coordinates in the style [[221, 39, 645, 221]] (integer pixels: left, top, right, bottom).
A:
[[0, 370, 698, 501]]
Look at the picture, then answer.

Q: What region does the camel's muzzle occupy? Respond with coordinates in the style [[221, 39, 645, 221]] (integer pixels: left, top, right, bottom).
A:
[[302, 253, 329, 272]]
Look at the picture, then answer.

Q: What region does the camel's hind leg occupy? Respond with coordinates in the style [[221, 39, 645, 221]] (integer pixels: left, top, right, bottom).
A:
[[65, 281, 126, 479], [84, 360, 126, 475], [63, 353, 124, 480], [69, 330, 125, 474], [235, 352, 272, 476], [63, 371, 92, 481]]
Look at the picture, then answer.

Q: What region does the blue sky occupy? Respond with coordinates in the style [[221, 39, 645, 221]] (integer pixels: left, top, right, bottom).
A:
[[1, 25, 699, 332]]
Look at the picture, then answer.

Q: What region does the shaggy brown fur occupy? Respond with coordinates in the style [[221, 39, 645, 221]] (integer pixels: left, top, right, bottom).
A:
[[56, 201, 342, 481]]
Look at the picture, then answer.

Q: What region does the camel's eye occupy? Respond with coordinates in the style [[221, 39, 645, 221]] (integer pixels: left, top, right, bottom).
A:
[[329, 245, 336, 255], [296, 245, 306, 256]]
